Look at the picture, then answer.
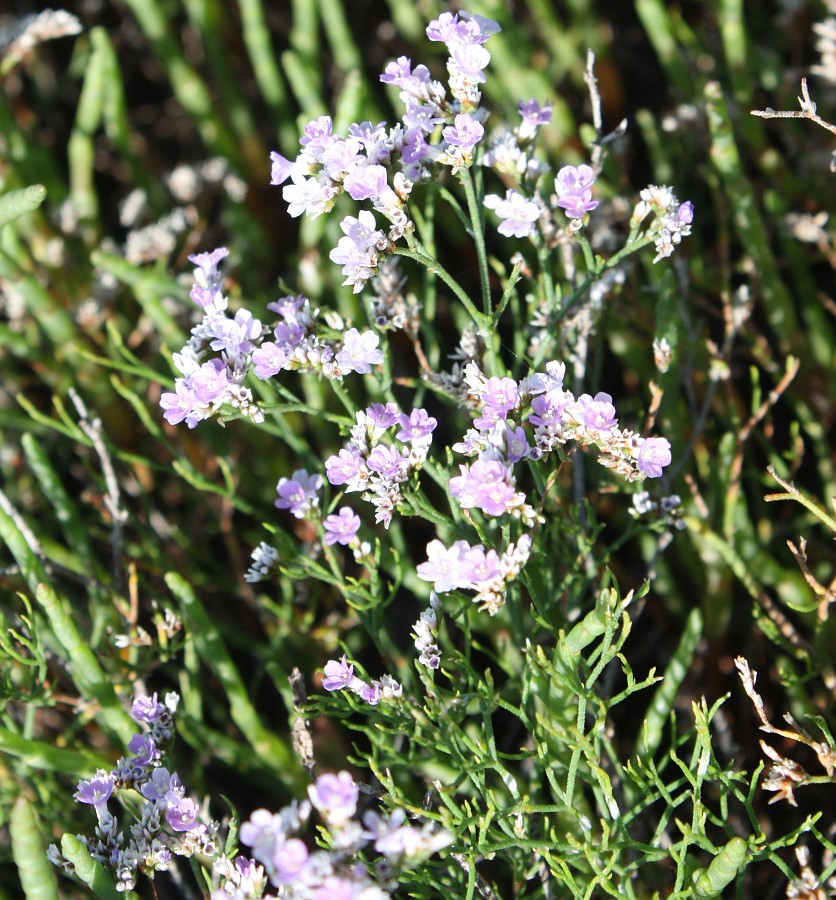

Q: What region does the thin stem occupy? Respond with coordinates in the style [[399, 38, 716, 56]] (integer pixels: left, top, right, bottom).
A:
[[460, 166, 492, 319], [765, 465, 836, 534], [396, 239, 489, 330]]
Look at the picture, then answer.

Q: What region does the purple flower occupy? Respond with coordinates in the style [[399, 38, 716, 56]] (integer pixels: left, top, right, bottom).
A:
[[322, 655, 355, 691], [576, 392, 617, 431], [475, 376, 518, 429], [484, 190, 540, 239], [269, 151, 293, 186], [676, 200, 694, 226], [343, 164, 389, 202], [349, 120, 388, 151], [356, 681, 381, 705], [299, 115, 333, 151], [252, 341, 289, 379], [240, 809, 286, 860], [402, 98, 447, 134], [308, 771, 358, 825], [518, 99, 552, 140], [380, 55, 430, 88], [166, 797, 201, 832], [336, 329, 384, 374], [366, 444, 407, 479], [270, 838, 309, 885], [402, 129, 430, 164], [416, 539, 474, 593], [528, 388, 569, 427], [502, 423, 530, 463], [74, 771, 114, 808], [458, 545, 502, 588], [442, 113, 484, 152], [555, 164, 599, 219], [366, 401, 400, 429], [323, 508, 361, 546], [131, 693, 164, 723], [160, 381, 199, 428], [208, 308, 262, 356], [637, 437, 672, 478], [325, 448, 362, 486], [141, 767, 172, 804], [321, 137, 363, 180], [396, 408, 437, 443], [128, 734, 160, 767], [426, 11, 500, 46], [190, 359, 229, 404], [188, 247, 229, 308], [188, 246, 229, 275], [449, 459, 519, 516], [275, 469, 323, 519]]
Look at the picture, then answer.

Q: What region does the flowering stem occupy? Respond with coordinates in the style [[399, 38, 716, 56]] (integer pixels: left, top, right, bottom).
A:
[[460, 166, 492, 319], [395, 240, 490, 330]]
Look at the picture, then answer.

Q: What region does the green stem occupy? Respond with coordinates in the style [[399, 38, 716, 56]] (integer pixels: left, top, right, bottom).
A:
[[460, 167, 492, 319], [396, 239, 489, 330]]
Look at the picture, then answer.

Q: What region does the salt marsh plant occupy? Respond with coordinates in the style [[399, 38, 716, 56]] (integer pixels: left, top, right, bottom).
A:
[[1, 2, 834, 898]]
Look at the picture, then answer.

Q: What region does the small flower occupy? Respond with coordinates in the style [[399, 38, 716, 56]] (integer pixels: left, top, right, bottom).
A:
[[308, 771, 358, 826], [343, 164, 389, 202], [160, 381, 199, 428], [336, 329, 385, 374], [518, 99, 552, 140], [322, 655, 355, 691], [449, 458, 522, 516], [190, 359, 229, 404], [325, 448, 362, 487], [323, 508, 361, 546], [275, 469, 324, 519], [252, 341, 289, 379], [131, 693, 165, 723], [366, 444, 407, 479], [396, 408, 437, 444], [442, 113, 484, 152], [269, 151, 293, 186], [484, 189, 540, 239], [416, 539, 474, 593], [636, 437, 672, 478], [575, 392, 618, 431], [270, 838, 309, 885], [74, 771, 114, 808], [127, 734, 160, 767], [166, 797, 202, 832], [554, 164, 598, 220]]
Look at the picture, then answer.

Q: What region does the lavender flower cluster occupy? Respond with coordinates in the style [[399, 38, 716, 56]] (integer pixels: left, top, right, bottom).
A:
[[417, 534, 533, 616], [440, 358, 670, 530], [216, 771, 452, 899], [160, 251, 385, 428], [269, 11, 501, 292], [321, 654, 402, 706], [324, 401, 437, 528], [632, 184, 695, 263], [47, 693, 217, 893]]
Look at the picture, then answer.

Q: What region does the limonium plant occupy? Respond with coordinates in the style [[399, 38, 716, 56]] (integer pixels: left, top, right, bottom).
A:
[[39, 7, 836, 900]]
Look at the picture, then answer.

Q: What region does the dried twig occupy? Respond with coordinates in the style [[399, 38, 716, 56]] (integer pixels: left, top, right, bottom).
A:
[[751, 78, 836, 171], [69, 388, 128, 596]]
